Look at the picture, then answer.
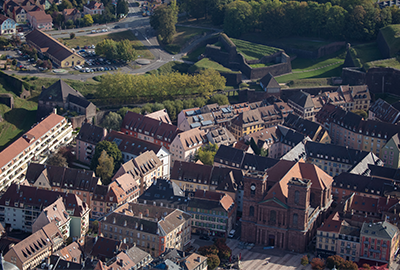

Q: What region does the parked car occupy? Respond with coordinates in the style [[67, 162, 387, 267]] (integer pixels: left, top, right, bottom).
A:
[[199, 235, 210, 241], [228, 230, 235, 238]]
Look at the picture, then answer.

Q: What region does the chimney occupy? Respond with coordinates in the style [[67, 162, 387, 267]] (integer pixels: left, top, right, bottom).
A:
[[146, 209, 149, 217], [53, 108, 57, 115], [139, 212, 143, 218]]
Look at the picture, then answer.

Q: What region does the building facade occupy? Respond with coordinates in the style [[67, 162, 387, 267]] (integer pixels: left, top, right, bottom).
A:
[[0, 113, 73, 192]]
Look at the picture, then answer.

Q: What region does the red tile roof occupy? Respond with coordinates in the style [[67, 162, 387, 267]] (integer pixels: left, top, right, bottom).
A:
[[0, 113, 66, 171]]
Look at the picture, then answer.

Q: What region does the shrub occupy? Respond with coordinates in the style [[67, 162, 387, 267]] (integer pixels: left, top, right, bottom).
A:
[[301, 255, 309, 266], [326, 255, 345, 269], [362, 264, 371, 270], [311, 258, 325, 270], [198, 245, 219, 256], [206, 254, 220, 270]]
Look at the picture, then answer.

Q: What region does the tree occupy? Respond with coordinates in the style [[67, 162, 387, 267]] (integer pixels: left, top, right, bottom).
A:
[[206, 254, 220, 270], [340, 260, 358, 270], [91, 220, 99, 233], [150, 0, 178, 44], [96, 39, 118, 60], [118, 107, 141, 118], [96, 150, 114, 185], [46, 153, 67, 167], [116, 39, 137, 62], [311, 258, 325, 270], [362, 264, 371, 270], [101, 112, 122, 131], [223, 1, 253, 38], [326, 255, 345, 270], [352, 109, 367, 119], [91, 140, 122, 172], [117, 0, 129, 16], [83, 14, 94, 26], [59, 0, 73, 10], [198, 245, 219, 256], [194, 143, 218, 165], [208, 94, 229, 105], [70, 32, 75, 39], [0, 37, 9, 49], [301, 255, 309, 266]]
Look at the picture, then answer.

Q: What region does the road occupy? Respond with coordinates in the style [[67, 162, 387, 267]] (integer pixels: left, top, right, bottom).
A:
[[7, 0, 221, 80]]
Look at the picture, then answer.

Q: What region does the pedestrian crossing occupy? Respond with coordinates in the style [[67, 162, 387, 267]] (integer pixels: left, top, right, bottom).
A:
[[226, 239, 310, 270]]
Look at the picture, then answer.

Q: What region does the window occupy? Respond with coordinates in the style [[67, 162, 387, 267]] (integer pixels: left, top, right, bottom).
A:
[[249, 206, 254, 217], [270, 210, 276, 224], [294, 190, 300, 204], [292, 213, 298, 226]]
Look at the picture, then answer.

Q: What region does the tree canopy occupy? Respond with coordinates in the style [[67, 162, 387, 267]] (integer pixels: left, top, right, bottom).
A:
[[96, 70, 226, 104], [150, 0, 178, 44], [91, 141, 122, 173], [117, 0, 129, 16], [96, 150, 115, 185], [101, 112, 122, 131], [95, 39, 137, 61], [194, 143, 218, 165]]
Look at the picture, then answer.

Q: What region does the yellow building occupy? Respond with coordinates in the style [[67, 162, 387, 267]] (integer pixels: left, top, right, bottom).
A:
[[230, 110, 264, 139], [26, 29, 85, 68]]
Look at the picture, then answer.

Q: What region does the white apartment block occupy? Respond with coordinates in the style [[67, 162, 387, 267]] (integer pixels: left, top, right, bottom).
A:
[[0, 113, 73, 191]]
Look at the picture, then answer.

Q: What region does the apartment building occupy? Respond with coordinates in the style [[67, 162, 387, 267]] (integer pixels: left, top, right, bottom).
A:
[[316, 104, 400, 156], [288, 86, 371, 121], [0, 113, 73, 192], [138, 178, 188, 211], [0, 184, 90, 237], [305, 141, 383, 177], [4, 222, 64, 270], [187, 190, 236, 237], [283, 113, 331, 144], [25, 163, 100, 206], [94, 246, 152, 270], [75, 123, 107, 164], [99, 204, 191, 257], [106, 130, 171, 178], [316, 212, 361, 262], [121, 111, 181, 150], [369, 99, 400, 124], [170, 161, 213, 192], [169, 128, 207, 162], [206, 127, 236, 146], [360, 221, 399, 265], [380, 133, 400, 169], [32, 197, 71, 240]]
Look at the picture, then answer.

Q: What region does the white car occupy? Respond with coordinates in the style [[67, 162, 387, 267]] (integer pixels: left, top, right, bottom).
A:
[[228, 230, 235, 238]]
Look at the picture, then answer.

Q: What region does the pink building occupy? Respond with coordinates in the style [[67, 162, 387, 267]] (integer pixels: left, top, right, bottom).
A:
[[75, 123, 107, 165], [27, 10, 52, 30]]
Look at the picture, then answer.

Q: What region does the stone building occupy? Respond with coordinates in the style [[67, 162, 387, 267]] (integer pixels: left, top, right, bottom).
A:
[[241, 160, 333, 253]]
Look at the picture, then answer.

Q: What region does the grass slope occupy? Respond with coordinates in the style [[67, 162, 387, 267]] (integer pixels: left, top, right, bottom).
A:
[[60, 30, 154, 59], [165, 26, 210, 55], [0, 81, 37, 151], [189, 58, 239, 73], [230, 38, 281, 60], [365, 57, 400, 70], [380, 24, 400, 57], [276, 49, 346, 84]]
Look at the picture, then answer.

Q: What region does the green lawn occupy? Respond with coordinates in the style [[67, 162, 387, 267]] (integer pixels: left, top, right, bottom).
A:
[[249, 63, 275, 68], [240, 34, 332, 51], [182, 45, 206, 62], [0, 81, 38, 151], [165, 26, 210, 55], [352, 42, 382, 65], [230, 38, 282, 60], [147, 61, 191, 75], [189, 58, 240, 74], [276, 49, 345, 84], [286, 78, 333, 88], [365, 57, 400, 70], [60, 30, 154, 59], [379, 24, 400, 57]]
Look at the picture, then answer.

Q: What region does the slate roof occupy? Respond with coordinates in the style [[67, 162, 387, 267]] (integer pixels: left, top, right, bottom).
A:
[[241, 153, 279, 172], [26, 30, 84, 63], [39, 80, 83, 103], [333, 172, 395, 196], [284, 113, 322, 139], [361, 221, 399, 240], [369, 164, 400, 180], [369, 99, 400, 124], [68, 94, 91, 108], [318, 212, 342, 233], [288, 90, 314, 108], [260, 73, 280, 89], [210, 167, 243, 192], [76, 123, 106, 145], [214, 145, 246, 165], [122, 111, 180, 143], [106, 130, 163, 157], [138, 178, 188, 206], [170, 161, 213, 184]]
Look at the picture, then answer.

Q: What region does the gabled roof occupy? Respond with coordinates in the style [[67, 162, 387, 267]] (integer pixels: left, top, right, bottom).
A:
[[288, 90, 314, 108], [170, 161, 213, 184], [174, 128, 207, 151], [122, 111, 180, 143], [39, 80, 83, 103], [369, 99, 400, 124], [260, 73, 280, 89], [0, 14, 14, 24], [76, 123, 106, 145], [146, 109, 172, 125], [138, 178, 187, 206], [214, 145, 245, 165], [318, 212, 342, 233], [241, 153, 279, 172], [27, 10, 51, 22], [84, 0, 103, 9], [0, 113, 66, 171], [68, 94, 92, 108], [26, 29, 84, 63], [284, 113, 322, 139], [361, 221, 399, 240]]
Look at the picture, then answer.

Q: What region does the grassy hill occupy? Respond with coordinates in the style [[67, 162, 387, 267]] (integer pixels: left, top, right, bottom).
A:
[[380, 24, 400, 57], [230, 38, 282, 60], [189, 58, 240, 74]]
